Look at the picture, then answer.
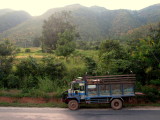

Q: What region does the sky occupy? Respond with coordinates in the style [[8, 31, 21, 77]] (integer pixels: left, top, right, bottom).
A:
[[0, 0, 160, 16]]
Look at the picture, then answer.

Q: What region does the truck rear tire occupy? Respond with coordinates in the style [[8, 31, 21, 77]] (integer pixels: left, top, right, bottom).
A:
[[111, 99, 123, 110], [68, 100, 79, 110]]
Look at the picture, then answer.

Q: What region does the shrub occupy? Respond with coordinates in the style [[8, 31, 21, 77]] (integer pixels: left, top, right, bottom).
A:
[[150, 79, 160, 86], [21, 88, 46, 98], [6, 74, 19, 88], [16, 48, 21, 53], [16, 57, 40, 78], [41, 56, 66, 80], [23, 75, 38, 89], [25, 48, 31, 53], [38, 76, 54, 92], [142, 85, 159, 102]]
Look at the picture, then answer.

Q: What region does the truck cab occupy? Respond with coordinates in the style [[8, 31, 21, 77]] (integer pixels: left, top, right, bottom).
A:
[[62, 74, 136, 110]]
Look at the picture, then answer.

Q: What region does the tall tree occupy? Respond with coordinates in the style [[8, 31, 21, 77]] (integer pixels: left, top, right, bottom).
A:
[[0, 40, 16, 87], [98, 40, 131, 75], [129, 23, 160, 84], [55, 30, 76, 57], [42, 11, 75, 52]]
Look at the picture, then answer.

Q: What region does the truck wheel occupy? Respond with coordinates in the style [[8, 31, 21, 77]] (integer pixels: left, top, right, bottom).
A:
[[111, 99, 122, 110], [68, 100, 79, 110]]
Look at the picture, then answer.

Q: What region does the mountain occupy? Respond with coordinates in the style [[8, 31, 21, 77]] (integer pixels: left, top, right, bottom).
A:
[[0, 4, 160, 46], [0, 10, 31, 33], [0, 9, 14, 16], [138, 3, 160, 24]]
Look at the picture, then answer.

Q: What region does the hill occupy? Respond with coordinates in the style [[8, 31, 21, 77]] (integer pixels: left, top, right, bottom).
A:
[[0, 4, 160, 46], [0, 10, 31, 33]]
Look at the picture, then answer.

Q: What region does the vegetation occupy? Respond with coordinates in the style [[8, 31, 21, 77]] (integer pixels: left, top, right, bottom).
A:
[[1, 4, 160, 47], [0, 6, 160, 105], [42, 11, 76, 52]]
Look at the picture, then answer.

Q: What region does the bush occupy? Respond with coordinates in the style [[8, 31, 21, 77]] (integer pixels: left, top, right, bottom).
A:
[[16, 48, 21, 53], [38, 76, 54, 92], [135, 82, 142, 92], [150, 79, 160, 86], [6, 74, 19, 88], [142, 85, 159, 102], [23, 75, 38, 89], [21, 88, 47, 98], [41, 56, 66, 80], [16, 57, 40, 78], [25, 48, 31, 53]]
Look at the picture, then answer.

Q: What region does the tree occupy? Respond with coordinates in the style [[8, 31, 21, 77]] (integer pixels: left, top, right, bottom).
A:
[[33, 37, 41, 47], [98, 40, 131, 75], [84, 56, 97, 75], [42, 11, 75, 52], [55, 30, 76, 57], [0, 40, 16, 87], [129, 23, 160, 84]]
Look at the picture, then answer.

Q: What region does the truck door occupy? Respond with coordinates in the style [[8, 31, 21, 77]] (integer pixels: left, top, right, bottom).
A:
[[72, 83, 80, 96]]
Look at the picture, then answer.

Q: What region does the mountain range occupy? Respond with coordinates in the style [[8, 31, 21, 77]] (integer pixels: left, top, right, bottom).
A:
[[0, 4, 160, 46]]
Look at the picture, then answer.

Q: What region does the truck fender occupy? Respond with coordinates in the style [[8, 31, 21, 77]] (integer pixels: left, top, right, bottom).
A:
[[67, 97, 80, 103], [110, 97, 124, 102]]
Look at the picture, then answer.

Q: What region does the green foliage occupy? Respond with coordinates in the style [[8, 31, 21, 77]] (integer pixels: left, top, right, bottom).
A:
[[16, 48, 21, 53], [150, 79, 160, 86], [25, 48, 31, 53], [98, 40, 131, 75], [42, 11, 75, 52], [76, 41, 100, 50], [21, 88, 47, 98], [0, 40, 16, 56], [16, 56, 40, 78], [38, 76, 54, 92], [141, 86, 159, 102], [56, 30, 76, 56], [1, 4, 160, 47], [0, 40, 16, 88], [6, 74, 19, 88], [129, 23, 160, 84], [33, 37, 41, 47], [84, 56, 97, 75], [15, 56, 66, 89], [41, 56, 66, 80]]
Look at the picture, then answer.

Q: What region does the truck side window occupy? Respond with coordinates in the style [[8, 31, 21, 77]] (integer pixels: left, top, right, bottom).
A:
[[73, 83, 79, 90], [80, 86, 84, 91]]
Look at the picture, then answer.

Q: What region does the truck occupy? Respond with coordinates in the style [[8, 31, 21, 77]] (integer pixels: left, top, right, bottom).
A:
[[62, 74, 136, 110]]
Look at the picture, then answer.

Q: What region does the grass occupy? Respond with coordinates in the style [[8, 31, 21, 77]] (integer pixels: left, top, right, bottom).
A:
[[0, 102, 160, 108], [0, 102, 67, 108], [124, 103, 160, 107], [0, 89, 61, 98]]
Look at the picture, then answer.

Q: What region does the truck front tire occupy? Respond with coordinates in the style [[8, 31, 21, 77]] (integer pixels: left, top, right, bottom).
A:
[[111, 99, 123, 110], [68, 100, 79, 110]]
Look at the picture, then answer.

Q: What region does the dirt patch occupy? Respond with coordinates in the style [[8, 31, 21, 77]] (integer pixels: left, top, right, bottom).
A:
[[0, 97, 62, 104], [16, 55, 44, 59], [0, 97, 18, 103]]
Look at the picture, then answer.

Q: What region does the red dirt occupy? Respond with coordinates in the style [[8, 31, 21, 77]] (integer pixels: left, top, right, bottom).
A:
[[0, 97, 62, 104], [0, 97, 18, 103]]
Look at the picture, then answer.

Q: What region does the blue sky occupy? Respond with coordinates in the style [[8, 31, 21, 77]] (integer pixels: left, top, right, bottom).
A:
[[0, 0, 160, 16]]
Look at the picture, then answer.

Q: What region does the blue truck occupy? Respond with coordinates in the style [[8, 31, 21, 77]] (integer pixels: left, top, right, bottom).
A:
[[62, 74, 136, 110]]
